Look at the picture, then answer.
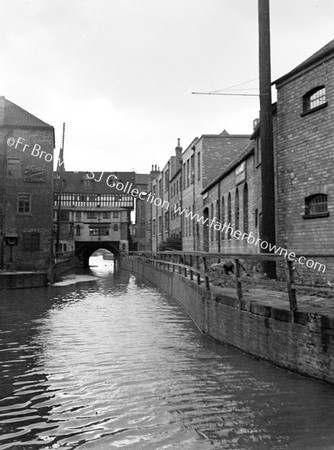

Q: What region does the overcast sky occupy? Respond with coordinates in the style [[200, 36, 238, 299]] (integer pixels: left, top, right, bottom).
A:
[[1, 0, 333, 173]]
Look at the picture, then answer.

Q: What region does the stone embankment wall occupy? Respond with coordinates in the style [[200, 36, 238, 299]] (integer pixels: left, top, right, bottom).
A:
[[51, 257, 82, 283], [121, 256, 334, 385], [0, 272, 48, 289]]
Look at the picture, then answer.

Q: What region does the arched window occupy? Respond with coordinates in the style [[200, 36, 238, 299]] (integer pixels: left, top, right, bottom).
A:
[[221, 196, 225, 240], [303, 86, 326, 114], [304, 194, 329, 218], [210, 203, 214, 242], [235, 188, 239, 231], [114, 224, 118, 231], [243, 183, 249, 234], [227, 193, 232, 239]]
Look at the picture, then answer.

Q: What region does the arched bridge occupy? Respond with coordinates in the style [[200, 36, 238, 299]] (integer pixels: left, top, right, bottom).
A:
[[75, 242, 120, 267]]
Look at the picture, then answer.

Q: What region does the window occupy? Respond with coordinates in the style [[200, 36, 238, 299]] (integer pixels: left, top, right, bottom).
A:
[[113, 212, 119, 218], [243, 183, 249, 233], [165, 170, 169, 189], [227, 193, 232, 239], [113, 224, 118, 231], [197, 152, 201, 180], [76, 225, 81, 236], [8, 158, 21, 177], [235, 188, 239, 231], [211, 203, 214, 242], [152, 219, 156, 236], [22, 232, 40, 251], [256, 138, 261, 166], [221, 196, 225, 240], [60, 210, 70, 221], [191, 154, 194, 184], [186, 159, 190, 187], [216, 199, 220, 241], [82, 178, 92, 188], [75, 211, 82, 221], [304, 194, 329, 219], [18, 194, 31, 214], [183, 163, 186, 189], [164, 211, 169, 231], [103, 212, 110, 219], [303, 86, 326, 114], [159, 216, 162, 234], [90, 227, 110, 236], [87, 211, 97, 219]]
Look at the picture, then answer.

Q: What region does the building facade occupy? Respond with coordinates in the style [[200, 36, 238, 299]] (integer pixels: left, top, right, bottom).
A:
[[0, 96, 55, 271], [181, 131, 250, 252], [274, 39, 334, 278], [53, 171, 137, 264]]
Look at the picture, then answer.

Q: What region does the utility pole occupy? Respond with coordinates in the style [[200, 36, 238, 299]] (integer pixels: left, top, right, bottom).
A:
[[258, 0, 276, 278], [55, 122, 65, 257]]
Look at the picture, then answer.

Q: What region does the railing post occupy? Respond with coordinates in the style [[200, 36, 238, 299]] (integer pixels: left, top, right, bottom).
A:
[[189, 254, 193, 281], [203, 255, 210, 291], [234, 258, 242, 306], [196, 255, 201, 285], [285, 258, 297, 317]]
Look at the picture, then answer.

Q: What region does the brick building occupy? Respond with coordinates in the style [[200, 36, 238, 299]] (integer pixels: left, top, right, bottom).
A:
[[201, 140, 259, 253], [181, 131, 250, 251], [0, 96, 55, 271], [274, 39, 334, 277]]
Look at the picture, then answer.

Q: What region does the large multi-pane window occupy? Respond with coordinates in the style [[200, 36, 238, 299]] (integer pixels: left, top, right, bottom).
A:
[[55, 193, 133, 208], [89, 226, 109, 236]]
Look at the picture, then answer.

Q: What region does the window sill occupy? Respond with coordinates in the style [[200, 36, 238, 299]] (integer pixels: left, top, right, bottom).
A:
[[302, 212, 329, 219], [301, 102, 327, 117]]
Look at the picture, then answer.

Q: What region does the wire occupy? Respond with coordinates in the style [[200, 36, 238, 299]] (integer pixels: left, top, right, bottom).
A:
[[211, 77, 259, 93]]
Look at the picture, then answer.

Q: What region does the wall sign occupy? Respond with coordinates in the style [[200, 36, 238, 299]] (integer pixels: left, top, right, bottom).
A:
[[24, 165, 47, 183]]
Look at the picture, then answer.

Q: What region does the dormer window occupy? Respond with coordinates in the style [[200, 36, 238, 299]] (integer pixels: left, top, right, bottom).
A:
[[302, 86, 326, 115], [82, 175, 92, 188], [303, 194, 329, 219]]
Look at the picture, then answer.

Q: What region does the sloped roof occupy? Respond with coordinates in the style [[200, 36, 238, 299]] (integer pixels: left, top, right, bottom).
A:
[[202, 141, 254, 194], [274, 39, 334, 86], [55, 171, 137, 194], [1, 96, 53, 128]]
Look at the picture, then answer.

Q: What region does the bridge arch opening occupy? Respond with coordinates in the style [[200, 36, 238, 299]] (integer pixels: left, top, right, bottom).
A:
[[75, 242, 120, 268], [89, 249, 114, 267]]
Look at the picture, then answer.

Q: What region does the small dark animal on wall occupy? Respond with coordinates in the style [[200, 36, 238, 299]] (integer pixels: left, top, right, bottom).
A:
[[223, 261, 234, 275]]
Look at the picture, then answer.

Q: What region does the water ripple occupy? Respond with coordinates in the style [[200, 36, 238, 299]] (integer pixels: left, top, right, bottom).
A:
[[1, 265, 334, 449]]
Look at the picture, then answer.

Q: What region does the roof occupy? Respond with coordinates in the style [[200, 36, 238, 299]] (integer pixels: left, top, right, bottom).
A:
[[55, 171, 137, 194], [201, 141, 254, 194], [0, 96, 54, 128], [274, 39, 334, 86]]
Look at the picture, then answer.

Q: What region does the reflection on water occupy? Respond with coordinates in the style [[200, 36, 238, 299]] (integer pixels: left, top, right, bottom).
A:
[[1, 259, 334, 449]]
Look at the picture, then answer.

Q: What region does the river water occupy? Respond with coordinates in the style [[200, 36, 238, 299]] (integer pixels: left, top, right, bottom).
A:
[[1, 256, 334, 450]]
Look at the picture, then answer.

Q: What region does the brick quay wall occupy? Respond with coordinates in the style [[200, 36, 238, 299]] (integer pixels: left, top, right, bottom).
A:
[[121, 256, 334, 385]]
